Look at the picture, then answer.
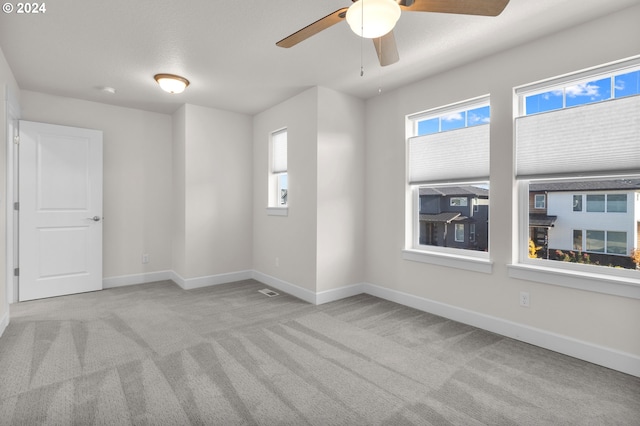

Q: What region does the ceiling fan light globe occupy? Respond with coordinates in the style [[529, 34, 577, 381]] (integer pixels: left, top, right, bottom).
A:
[[346, 0, 401, 39]]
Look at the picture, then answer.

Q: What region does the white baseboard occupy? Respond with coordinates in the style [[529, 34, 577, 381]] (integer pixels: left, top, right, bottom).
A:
[[251, 271, 317, 304], [363, 282, 640, 378], [172, 270, 253, 290], [316, 282, 366, 305], [0, 309, 9, 339], [103, 270, 173, 289]]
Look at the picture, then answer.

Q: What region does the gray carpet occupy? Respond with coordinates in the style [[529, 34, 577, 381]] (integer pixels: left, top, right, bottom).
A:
[[0, 280, 638, 425]]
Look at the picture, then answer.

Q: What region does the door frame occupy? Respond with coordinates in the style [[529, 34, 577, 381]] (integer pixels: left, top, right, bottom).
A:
[[5, 85, 19, 304]]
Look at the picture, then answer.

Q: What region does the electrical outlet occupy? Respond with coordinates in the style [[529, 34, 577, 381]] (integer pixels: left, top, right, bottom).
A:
[[275, 257, 279, 267], [520, 291, 530, 307], [142, 253, 150, 264]]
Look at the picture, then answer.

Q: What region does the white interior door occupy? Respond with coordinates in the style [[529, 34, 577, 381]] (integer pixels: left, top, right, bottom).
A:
[[18, 121, 103, 301]]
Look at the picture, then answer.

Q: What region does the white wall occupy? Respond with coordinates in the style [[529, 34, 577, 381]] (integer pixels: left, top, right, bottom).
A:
[[316, 87, 365, 292], [180, 104, 253, 279], [252, 87, 366, 296], [171, 105, 187, 277], [365, 5, 640, 357], [20, 91, 173, 280], [253, 88, 319, 292]]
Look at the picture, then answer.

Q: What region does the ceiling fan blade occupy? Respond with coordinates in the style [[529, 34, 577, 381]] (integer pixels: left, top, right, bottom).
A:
[[373, 31, 399, 66], [401, 0, 510, 16], [276, 8, 349, 48]]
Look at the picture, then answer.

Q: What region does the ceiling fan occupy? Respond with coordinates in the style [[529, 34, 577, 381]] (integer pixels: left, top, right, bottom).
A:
[[276, 0, 510, 66]]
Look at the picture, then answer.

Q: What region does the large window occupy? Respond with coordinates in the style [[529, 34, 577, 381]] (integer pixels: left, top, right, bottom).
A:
[[405, 96, 490, 270], [515, 58, 640, 284], [269, 129, 288, 211]]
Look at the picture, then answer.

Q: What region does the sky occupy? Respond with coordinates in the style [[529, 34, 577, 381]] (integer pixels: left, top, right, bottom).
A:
[[417, 69, 640, 135], [525, 69, 640, 114]]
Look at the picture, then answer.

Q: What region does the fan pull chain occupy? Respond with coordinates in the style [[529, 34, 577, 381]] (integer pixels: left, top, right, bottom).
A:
[[360, 0, 364, 77]]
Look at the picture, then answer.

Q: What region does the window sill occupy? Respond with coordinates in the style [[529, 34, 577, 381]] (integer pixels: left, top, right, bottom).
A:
[[402, 249, 493, 274], [508, 263, 640, 300], [266, 207, 288, 216]]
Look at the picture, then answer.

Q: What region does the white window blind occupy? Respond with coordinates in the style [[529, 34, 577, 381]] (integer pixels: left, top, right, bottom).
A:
[[516, 95, 640, 179], [408, 124, 490, 185], [271, 130, 287, 173]]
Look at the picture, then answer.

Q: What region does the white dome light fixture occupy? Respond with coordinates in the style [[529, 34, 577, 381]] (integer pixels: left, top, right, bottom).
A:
[[154, 73, 190, 94], [345, 0, 401, 39]]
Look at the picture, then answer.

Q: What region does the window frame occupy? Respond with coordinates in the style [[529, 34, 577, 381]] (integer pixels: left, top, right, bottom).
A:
[[405, 96, 492, 273], [267, 128, 289, 216], [511, 55, 640, 299], [534, 194, 546, 209]]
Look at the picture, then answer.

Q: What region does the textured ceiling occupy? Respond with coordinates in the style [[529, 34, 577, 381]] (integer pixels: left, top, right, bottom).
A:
[[1, 0, 638, 116]]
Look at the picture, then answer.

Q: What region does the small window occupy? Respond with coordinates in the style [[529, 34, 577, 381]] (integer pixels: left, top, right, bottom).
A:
[[586, 194, 605, 212], [607, 231, 627, 255], [534, 194, 546, 209], [607, 194, 626, 212], [572, 230, 582, 250], [572, 195, 583, 211], [450, 197, 468, 207], [586, 230, 605, 252], [454, 224, 465, 242], [269, 129, 288, 209]]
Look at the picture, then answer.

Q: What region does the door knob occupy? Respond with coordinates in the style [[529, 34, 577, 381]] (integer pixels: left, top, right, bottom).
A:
[[87, 216, 101, 222]]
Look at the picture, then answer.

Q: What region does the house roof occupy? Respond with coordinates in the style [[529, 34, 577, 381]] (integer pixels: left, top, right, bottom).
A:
[[419, 212, 472, 223], [530, 179, 640, 192], [529, 214, 557, 228], [419, 186, 489, 197]]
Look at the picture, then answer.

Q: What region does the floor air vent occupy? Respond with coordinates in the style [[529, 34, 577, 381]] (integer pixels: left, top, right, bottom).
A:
[[258, 288, 279, 297]]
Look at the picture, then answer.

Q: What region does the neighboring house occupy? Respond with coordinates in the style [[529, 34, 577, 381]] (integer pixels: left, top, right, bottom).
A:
[[530, 179, 640, 268], [419, 186, 489, 251]]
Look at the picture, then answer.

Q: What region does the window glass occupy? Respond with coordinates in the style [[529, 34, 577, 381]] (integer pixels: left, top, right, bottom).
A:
[[450, 197, 468, 207], [526, 179, 639, 270], [534, 194, 545, 209], [607, 231, 627, 255], [607, 194, 626, 212], [417, 117, 439, 136], [565, 77, 612, 108], [440, 112, 465, 132], [614, 70, 640, 98], [573, 230, 582, 250], [454, 224, 465, 242], [278, 174, 288, 206], [572, 195, 583, 211], [467, 105, 490, 127], [525, 90, 563, 114], [586, 230, 605, 252], [586, 194, 605, 212], [417, 184, 489, 252]]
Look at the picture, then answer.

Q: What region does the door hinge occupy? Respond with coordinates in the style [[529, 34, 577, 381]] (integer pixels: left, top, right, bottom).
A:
[[14, 136, 19, 145], [14, 268, 19, 277], [13, 202, 19, 211]]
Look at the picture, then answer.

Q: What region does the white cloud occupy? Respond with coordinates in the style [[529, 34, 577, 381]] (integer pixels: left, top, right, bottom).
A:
[[565, 83, 601, 98], [441, 112, 463, 122]]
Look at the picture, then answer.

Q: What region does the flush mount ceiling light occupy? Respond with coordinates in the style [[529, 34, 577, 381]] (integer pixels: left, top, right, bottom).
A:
[[154, 73, 190, 94], [345, 0, 401, 39]]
